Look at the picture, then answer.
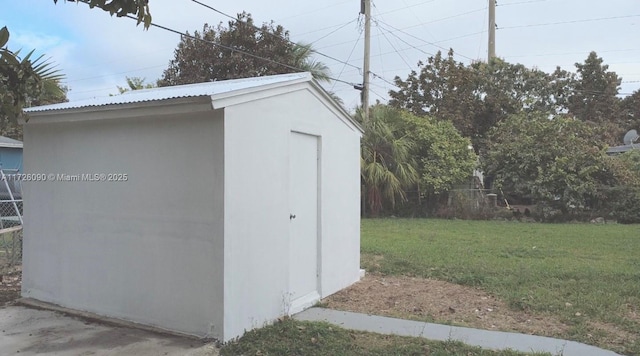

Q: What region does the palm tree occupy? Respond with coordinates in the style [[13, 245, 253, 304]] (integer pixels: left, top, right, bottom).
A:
[[359, 105, 419, 216], [291, 42, 345, 105], [292, 43, 331, 83], [1, 26, 65, 138]]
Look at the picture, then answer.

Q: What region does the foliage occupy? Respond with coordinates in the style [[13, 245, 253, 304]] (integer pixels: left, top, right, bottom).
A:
[[602, 150, 640, 224], [54, 0, 152, 28], [361, 218, 640, 355], [389, 51, 628, 151], [221, 318, 544, 356], [115, 76, 155, 94], [617, 149, 640, 175], [0, 27, 65, 135], [468, 58, 567, 147], [158, 13, 331, 86], [481, 112, 621, 216], [620, 90, 640, 132], [389, 50, 480, 141], [359, 105, 418, 216], [359, 105, 476, 217], [389, 51, 563, 151], [394, 111, 477, 195], [605, 185, 640, 224], [291, 42, 330, 83], [567, 51, 623, 145]]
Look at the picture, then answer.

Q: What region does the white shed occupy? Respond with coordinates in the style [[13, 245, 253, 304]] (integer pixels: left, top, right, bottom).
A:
[[21, 73, 362, 341]]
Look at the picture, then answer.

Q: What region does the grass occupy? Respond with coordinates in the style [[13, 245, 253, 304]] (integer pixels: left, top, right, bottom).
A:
[[361, 218, 640, 355], [221, 318, 551, 356]]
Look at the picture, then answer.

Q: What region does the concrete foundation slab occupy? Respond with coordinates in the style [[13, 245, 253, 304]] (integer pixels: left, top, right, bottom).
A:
[[0, 305, 219, 356]]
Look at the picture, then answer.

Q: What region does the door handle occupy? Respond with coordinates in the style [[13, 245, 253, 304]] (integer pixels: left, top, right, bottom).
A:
[[290, 214, 296, 220]]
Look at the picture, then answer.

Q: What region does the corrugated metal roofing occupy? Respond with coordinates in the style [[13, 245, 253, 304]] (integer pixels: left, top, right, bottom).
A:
[[25, 73, 311, 112], [0, 136, 23, 148]]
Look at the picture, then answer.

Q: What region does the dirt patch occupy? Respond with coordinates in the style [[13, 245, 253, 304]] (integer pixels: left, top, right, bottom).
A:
[[323, 273, 568, 337], [0, 265, 21, 306]]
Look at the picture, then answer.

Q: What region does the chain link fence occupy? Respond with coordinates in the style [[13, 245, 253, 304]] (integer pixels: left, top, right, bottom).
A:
[[0, 169, 23, 275]]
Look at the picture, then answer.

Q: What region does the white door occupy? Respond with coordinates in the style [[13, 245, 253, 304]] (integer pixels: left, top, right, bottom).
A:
[[288, 131, 320, 312]]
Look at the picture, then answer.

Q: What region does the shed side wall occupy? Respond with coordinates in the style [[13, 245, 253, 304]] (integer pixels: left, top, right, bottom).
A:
[[21, 111, 225, 338], [222, 88, 360, 341]]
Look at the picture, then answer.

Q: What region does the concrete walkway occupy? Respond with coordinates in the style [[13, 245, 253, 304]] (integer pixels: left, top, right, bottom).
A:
[[0, 306, 219, 356], [294, 308, 621, 356]]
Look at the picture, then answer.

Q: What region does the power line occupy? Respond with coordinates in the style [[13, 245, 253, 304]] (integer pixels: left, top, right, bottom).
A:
[[371, 72, 398, 88], [375, 0, 438, 17], [187, 0, 398, 88], [371, 1, 437, 63], [187, 0, 362, 71], [373, 21, 413, 70], [117, 14, 358, 86], [297, 19, 361, 37], [375, 19, 472, 60], [499, 14, 640, 30], [310, 19, 359, 45], [315, 7, 486, 52], [505, 48, 640, 59], [497, 0, 546, 6], [274, 0, 353, 22], [189, 0, 235, 20], [331, 27, 363, 91]]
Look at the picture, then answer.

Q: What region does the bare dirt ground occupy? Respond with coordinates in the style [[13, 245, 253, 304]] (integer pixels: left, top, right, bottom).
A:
[[322, 273, 638, 354], [3, 266, 635, 354], [0, 265, 21, 305], [323, 272, 569, 336]]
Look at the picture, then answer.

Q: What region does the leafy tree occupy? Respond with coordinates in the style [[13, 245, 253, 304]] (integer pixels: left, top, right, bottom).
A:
[[53, 0, 152, 28], [359, 105, 418, 216], [482, 112, 624, 217], [394, 111, 476, 196], [1, 1, 143, 136], [469, 58, 564, 143], [1, 27, 65, 130], [567, 51, 623, 145], [116, 76, 155, 94], [158, 13, 332, 87], [389, 51, 561, 151], [389, 50, 480, 140], [620, 90, 640, 133]]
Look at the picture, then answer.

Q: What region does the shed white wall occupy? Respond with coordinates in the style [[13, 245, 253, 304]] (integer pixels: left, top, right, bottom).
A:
[[222, 87, 361, 340], [21, 111, 226, 339]]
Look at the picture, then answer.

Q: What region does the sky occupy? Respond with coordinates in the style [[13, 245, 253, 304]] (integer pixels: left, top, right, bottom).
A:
[[2, 0, 639, 111]]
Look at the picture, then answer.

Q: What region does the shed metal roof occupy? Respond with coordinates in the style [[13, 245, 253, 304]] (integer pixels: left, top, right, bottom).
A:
[[0, 136, 23, 148], [25, 73, 312, 113]]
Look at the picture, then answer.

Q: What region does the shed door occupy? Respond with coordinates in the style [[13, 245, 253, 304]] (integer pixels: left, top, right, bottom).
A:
[[288, 131, 320, 312]]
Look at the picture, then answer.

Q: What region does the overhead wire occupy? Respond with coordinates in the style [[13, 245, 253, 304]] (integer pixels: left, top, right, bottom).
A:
[[187, 0, 362, 71], [119, 14, 358, 86], [188, 0, 398, 91], [315, 7, 486, 54], [331, 24, 364, 91], [499, 14, 640, 30], [374, 19, 474, 61], [372, 20, 413, 70], [375, 21, 435, 60], [497, 0, 547, 6], [310, 19, 359, 45]]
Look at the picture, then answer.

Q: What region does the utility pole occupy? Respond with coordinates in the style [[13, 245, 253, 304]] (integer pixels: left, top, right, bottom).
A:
[[361, 0, 371, 122], [488, 0, 496, 62]]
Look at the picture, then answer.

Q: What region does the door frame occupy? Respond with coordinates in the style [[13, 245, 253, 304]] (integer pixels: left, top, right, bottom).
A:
[[288, 129, 322, 314]]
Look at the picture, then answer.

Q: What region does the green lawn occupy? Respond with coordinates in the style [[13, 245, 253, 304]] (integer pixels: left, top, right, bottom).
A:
[[221, 319, 551, 356], [361, 219, 640, 355]]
